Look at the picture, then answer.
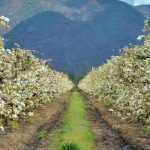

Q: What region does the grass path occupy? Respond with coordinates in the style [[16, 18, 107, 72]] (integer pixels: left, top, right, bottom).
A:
[[55, 91, 96, 150]]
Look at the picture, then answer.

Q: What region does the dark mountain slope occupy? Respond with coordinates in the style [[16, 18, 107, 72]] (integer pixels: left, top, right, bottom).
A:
[[136, 5, 150, 20], [5, 0, 144, 80]]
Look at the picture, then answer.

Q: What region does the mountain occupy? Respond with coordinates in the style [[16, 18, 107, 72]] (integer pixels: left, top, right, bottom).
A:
[[0, 0, 75, 29], [136, 5, 150, 20], [0, 0, 148, 29], [60, 0, 87, 7], [5, 0, 144, 80], [0, 0, 101, 29]]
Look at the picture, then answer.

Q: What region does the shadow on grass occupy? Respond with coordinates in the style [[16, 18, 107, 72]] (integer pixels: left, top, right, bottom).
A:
[[61, 143, 80, 150]]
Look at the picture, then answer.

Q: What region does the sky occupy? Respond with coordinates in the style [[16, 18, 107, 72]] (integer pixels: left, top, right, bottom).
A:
[[134, 0, 150, 5], [121, 0, 150, 5]]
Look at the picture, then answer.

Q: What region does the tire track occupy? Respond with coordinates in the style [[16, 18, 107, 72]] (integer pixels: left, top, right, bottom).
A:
[[24, 101, 68, 150], [87, 104, 136, 150]]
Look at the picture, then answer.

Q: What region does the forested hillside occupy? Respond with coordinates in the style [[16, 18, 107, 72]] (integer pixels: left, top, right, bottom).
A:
[[5, 0, 144, 79]]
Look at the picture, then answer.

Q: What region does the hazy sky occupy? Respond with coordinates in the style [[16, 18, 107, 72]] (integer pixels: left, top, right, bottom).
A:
[[134, 0, 150, 5], [121, 0, 150, 5]]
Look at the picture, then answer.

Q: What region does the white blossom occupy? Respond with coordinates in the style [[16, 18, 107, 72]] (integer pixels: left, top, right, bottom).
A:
[[0, 16, 10, 23], [79, 29, 150, 127], [28, 112, 34, 117], [0, 126, 5, 132], [0, 47, 73, 128]]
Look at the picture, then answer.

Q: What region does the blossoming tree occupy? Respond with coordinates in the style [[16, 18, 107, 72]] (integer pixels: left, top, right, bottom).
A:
[[0, 16, 9, 48], [0, 17, 73, 132], [79, 21, 150, 127]]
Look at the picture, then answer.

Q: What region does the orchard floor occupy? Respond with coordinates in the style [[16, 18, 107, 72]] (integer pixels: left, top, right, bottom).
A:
[[48, 91, 135, 150], [0, 90, 149, 150], [0, 93, 69, 150]]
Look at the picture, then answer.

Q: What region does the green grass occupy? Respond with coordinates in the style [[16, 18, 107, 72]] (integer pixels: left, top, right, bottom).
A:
[[143, 126, 150, 135], [57, 91, 96, 150], [36, 129, 49, 141]]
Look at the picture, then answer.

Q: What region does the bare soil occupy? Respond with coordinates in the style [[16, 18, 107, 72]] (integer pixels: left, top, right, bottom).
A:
[[86, 94, 150, 150], [0, 91, 149, 150], [87, 104, 135, 150], [0, 93, 70, 150]]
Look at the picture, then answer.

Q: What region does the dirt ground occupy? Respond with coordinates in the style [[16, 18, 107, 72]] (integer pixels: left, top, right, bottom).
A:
[[0, 94, 70, 150], [87, 104, 135, 150], [0, 91, 149, 150], [87, 95, 150, 150]]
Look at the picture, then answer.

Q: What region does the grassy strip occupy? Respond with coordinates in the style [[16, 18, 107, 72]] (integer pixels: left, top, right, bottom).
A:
[[56, 91, 95, 150]]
